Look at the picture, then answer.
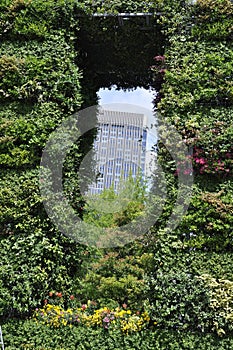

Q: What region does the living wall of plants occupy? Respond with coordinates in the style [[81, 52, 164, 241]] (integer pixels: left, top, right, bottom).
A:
[[147, 0, 233, 338], [0, 0, 163, 320], [0, 0, 95, 320], [153, 0, 233, 253], [3, 319, 233, 350], [0, 0, 233, 348]]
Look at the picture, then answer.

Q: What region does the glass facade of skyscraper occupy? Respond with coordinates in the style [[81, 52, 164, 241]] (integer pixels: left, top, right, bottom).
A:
[[88, 109, 148, 194]]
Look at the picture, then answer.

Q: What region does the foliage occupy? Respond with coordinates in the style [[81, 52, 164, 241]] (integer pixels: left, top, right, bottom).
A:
[[0, 36, 82, 112], [3, 318, 233, 349], [152, 0, 233, 254], [0, 0, 83, 40], [198, 274, 233, 336], [156, 0, 233, 174], [0, 0, 233, 345], [175, 183, 233, 251], [0, 1, 84, 319], [83, 174, 147, 228], [33, 301, 150, 334], [80, 0, 161, 14], [0, 102, 64, 168], [76, 251, 152, 309], [136, 233, 233, 336], [0, 168, 96, 318], [192, 0, 233, 40], [147, 271, 213, 333]]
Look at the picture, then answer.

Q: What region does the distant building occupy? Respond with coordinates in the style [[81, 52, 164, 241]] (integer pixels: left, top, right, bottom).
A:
[[88, 109, 148, 194]]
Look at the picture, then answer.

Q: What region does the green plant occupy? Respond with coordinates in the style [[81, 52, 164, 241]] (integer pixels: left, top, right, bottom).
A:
[[83, 173, 147, 228], [33, 302, 150, 334], [198, 274, 233, 336], [76, 251, 149, 309], [3, 318, 233, 349]]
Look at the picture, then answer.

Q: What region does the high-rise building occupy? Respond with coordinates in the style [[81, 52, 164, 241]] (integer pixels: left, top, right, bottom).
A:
[[88, 109, 148, 194]]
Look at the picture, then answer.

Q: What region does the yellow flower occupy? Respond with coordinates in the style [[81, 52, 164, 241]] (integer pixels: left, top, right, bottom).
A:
[[33, 303, 150, 332]]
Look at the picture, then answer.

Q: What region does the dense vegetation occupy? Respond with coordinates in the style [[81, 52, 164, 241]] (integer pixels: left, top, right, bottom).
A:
[[0, 0, 232, 348]]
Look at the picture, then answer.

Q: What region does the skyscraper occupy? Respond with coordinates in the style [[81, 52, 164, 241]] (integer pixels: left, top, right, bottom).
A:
[[88, 109, 148, 194]]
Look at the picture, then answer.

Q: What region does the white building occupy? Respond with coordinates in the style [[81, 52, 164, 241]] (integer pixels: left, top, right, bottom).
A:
[[88, 109, 148, 194]]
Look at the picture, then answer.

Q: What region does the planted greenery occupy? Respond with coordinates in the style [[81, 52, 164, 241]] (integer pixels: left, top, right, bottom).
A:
[[83, 174, 147, 228], [3, 319, 233, 349], [0, 0, 85, 319], [76, 251, 151, 309], [0, 0, 233, 346], [33, 300, 150, 333]]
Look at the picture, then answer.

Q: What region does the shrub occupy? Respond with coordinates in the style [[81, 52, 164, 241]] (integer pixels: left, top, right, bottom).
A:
[[76, 251, 150, 309], [3, 318, 233, 349], [147, 271, 214, 333], [198, 274, 233, 336]]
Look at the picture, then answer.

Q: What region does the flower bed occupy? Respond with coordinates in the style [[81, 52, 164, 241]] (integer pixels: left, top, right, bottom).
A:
[[33, 300, 151, 334]]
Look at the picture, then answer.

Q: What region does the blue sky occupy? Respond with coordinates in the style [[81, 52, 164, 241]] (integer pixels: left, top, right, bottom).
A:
[[98, 87, 155, 110]]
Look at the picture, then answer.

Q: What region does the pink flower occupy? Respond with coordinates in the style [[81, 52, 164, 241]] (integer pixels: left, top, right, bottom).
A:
[[159, 68, 166, 74], [217, 160, 224, 166], [199, 158, 206, 165], [81, 304, 87, 311], [195, 157, 206, 165], [184, 169, 192, 175], [154, 55, 165, 62]]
